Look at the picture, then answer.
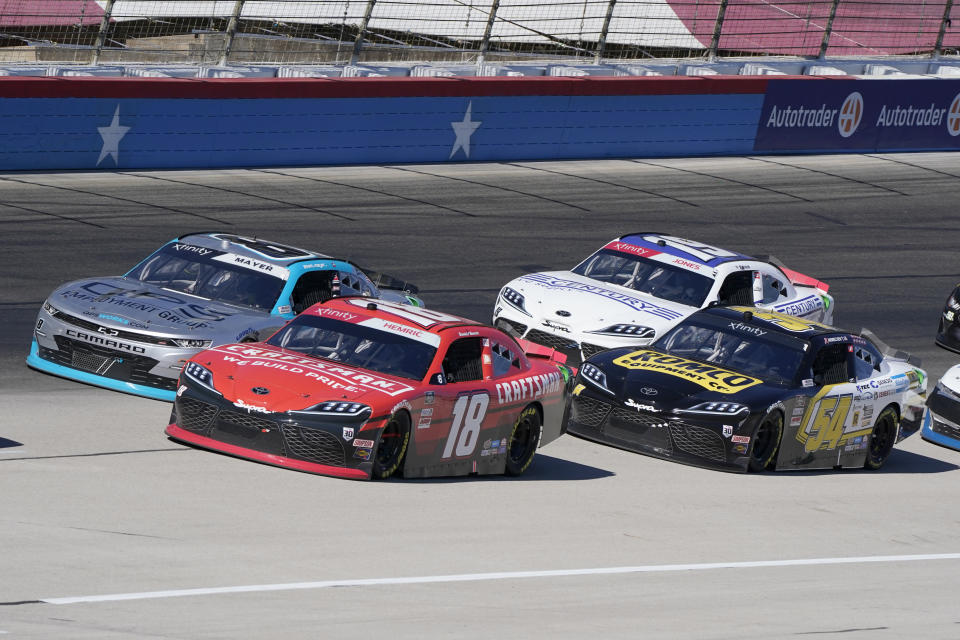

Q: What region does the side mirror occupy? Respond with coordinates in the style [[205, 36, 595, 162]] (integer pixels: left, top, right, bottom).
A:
[[429, 372, 447, 385]]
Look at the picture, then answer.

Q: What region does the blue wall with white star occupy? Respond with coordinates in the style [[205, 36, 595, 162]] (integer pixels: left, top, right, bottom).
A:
[[4, 76, 959, 170], [0, 89, 763, 170]]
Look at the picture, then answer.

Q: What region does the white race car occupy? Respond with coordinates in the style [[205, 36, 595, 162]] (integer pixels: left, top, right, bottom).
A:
[[923, 365, 960, 452], [493, 233, 835, 365]]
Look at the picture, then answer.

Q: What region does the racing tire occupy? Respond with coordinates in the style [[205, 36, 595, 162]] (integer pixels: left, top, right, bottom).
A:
[[864, 406, 898, 470], [748, 411, 783, 472], [505, 406, 542, 476], [372, 412, 411, 480]]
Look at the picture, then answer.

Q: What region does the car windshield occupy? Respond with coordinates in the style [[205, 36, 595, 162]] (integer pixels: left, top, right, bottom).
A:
[[656, 322, 806, 384], [572, 249, 714, 307], [127, 244, 286, 311], [266, 315, 436, 381]]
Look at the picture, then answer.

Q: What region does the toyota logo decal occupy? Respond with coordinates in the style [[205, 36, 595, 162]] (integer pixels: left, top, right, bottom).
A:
[[251, 387, 270, 395], [556, 310, 571, 317], [639, 387, 658, 396]]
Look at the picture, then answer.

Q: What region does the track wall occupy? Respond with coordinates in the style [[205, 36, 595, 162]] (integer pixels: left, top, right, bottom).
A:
[[1, 76, 959, 170]]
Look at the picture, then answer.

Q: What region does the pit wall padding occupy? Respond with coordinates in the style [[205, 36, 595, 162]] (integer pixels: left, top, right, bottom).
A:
[[0, 76, 958, 171]]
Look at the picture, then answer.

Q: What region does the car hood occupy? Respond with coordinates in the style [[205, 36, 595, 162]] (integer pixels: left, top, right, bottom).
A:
[[47, 276, 267, 337], [585, 346, 787, 411], [507, 271, 694, 335], [936, 364, 960, 395], [192, 343, 419, 413]]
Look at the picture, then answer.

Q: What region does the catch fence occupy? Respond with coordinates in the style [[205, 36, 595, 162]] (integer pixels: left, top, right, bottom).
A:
[[0, 0, 958, 66]]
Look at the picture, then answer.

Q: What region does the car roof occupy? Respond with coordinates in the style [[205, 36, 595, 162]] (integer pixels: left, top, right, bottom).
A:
[[615, 232, 753, 267], [690, 306, 843, 340], [176, 232, 330, 266], [307, 297, 483, 335]]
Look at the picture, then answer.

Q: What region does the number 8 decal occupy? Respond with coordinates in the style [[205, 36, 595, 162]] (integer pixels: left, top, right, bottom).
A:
[[442, 393, 490, 458]]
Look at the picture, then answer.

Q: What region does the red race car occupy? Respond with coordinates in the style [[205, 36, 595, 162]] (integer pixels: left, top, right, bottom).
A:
[[166, 298, 571, 480]]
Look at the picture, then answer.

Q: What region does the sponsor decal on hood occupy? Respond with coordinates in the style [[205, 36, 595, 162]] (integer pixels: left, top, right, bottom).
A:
[[612, 350, 763, 395], [213, 344, 416, 396], [518, 273, 685, 322]]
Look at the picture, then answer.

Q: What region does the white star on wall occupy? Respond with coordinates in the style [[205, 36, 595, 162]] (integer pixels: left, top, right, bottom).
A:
[[449, 102, 482, 160], [97, 105, 131, 167]]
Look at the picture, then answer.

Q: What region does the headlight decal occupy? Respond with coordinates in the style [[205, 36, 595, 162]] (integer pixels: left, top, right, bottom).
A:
[[500, 287, 529, 315], [184, 361, 216, 391], [580, 362, 612, 393]]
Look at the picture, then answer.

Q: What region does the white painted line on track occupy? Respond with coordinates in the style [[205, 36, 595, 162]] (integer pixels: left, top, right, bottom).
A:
[[41, 552, 960, 605]]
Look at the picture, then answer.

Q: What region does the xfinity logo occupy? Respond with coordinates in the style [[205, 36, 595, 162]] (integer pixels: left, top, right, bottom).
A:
[[728, 322, 766, 336], [173, 243, 213, 256]]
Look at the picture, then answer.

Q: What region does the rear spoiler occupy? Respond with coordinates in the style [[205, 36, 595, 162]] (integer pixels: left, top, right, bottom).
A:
[[515, 338, 568, 365], [859, 328, 921, 367], [756, 254, 830, 293], [357, 267, 420, 295]]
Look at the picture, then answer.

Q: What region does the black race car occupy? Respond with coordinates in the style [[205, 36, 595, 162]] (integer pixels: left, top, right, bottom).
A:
[[563, 306, 926, 473], [935, 283, 960, 353]]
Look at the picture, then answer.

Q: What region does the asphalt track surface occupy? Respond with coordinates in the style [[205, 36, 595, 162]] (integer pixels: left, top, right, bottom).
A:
[[2, 154, 960, 639]]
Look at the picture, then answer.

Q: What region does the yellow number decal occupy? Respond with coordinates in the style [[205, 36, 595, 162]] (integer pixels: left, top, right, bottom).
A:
[[729, 307, 832, 333], [803, 394, 853, 453]]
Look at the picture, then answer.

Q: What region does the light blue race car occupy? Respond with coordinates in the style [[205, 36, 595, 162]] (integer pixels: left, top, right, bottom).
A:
[[27, 232, 423, 401]]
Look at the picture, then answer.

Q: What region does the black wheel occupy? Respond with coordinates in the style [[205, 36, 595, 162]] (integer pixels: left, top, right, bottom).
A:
[[505, 406, 541, 476], [748, 411, 783, 472], [864, 406, 898, 470], [372, 412, 410, 479]]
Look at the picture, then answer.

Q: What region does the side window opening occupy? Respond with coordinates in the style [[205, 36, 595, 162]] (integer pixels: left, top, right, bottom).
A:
[[442, 337, 484, 383], [811, 344, 852, 386], [760, 274, 787, 304], [491, 341, 520, 378], [716, 270, 754, 306], [853, 346, 881, 380], [290, 271, 336, 314]]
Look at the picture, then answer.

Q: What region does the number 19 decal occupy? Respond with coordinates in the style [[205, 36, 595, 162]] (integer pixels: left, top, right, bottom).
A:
[[442, 393, 489, 458]]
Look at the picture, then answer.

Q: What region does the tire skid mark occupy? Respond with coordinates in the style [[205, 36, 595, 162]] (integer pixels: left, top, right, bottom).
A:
[[748, 156, 909, 195], [122, 171, 355, 221], [503, 162, 699, 207], [388, 166, 591, 212], [0, 175, 232, 225], [0, 447, 188, 462], [254, 168, 476, 217], [864, 153, 960, 179], [630, 159, 815, 202], [0, 202, 106, 229]]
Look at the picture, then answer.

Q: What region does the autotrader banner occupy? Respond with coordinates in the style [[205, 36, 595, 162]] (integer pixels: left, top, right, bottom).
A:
[[754, 79, 960, 152]]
